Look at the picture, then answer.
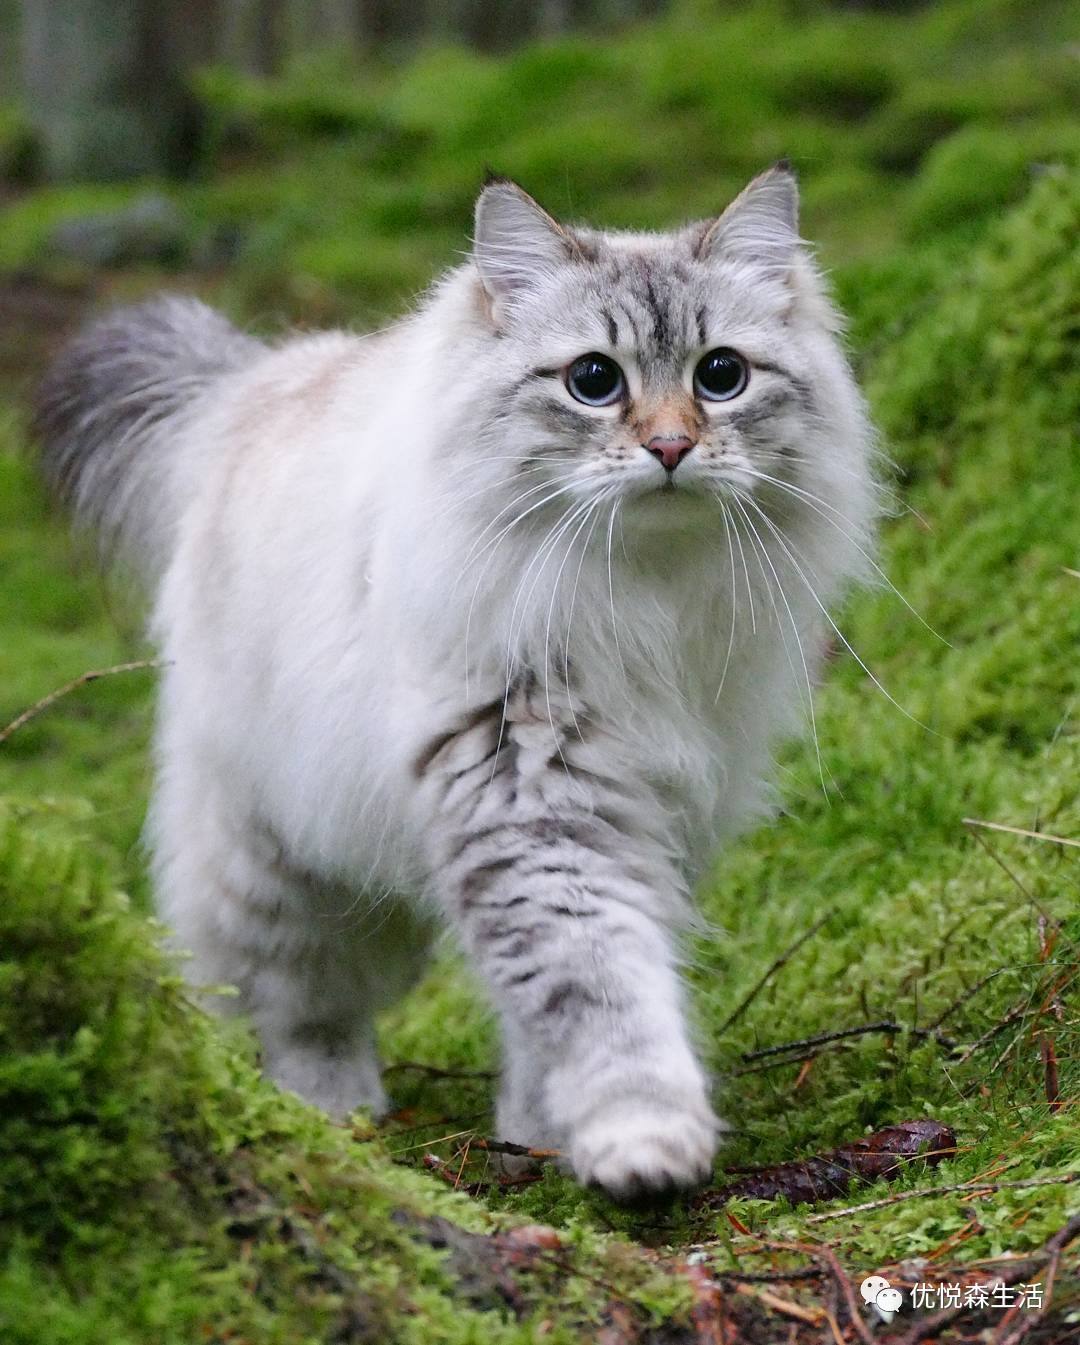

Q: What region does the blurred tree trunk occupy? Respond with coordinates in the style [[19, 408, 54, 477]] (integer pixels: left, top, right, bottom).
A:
[[20, 0, 215, 180]]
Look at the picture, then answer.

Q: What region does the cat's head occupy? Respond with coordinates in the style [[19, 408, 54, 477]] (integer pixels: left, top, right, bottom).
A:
[[467, 165, 872, 552]]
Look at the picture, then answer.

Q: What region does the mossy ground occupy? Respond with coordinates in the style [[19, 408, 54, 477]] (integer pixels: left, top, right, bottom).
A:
[[1, 2, 1078, 1339]]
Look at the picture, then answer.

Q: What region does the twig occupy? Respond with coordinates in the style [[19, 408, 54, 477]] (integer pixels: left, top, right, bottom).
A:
[[804, 1171, 1079, 1224], [469, 1137, 561, 1159], [1004, 1213, 1080, 1343], [732, 1284, 825, 1326], [963, 817, 1080, 852], [966, 827, 1056, 924], [924, 967, 1012, 1033], [383, 1060, 496, 1081], [953, 1003, 1031, 1066], [708, 1267, 825, 1285], [0, 659, 164, 746], [898, 1212, 1080, 1345], [716, 909, 834, 1036], [741, 1020, 955, 1062], [1040, 1033, 1062, 1113], [816, 1243, 875, 1345], [726, 1050, 821, 1079]]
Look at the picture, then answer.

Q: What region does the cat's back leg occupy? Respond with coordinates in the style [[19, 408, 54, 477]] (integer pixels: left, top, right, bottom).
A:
[[150, 746, 433, 1118]]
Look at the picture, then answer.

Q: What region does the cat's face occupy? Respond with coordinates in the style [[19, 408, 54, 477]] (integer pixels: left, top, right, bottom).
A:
[[469, 168, 867, 546]]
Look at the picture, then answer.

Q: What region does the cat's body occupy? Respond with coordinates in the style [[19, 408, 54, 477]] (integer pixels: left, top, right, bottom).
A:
[[37, 167, 876, 1197]]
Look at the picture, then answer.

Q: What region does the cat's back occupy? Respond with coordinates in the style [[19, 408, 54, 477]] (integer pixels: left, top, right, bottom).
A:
[[159, 319, 410, 665]]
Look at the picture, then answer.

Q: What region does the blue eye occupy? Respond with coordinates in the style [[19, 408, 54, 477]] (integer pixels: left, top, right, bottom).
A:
[[694, 348, 749, 401], [566, 353, 625, 406]]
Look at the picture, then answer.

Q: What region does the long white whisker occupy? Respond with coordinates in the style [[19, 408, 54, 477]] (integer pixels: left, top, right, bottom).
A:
[[461, 478, 582, 700], [545, 496, 603, 755], [728, 497, 757, 635], [728, 489, 827, 795], [739, 492, 931, 732], [605, 498, 626, 681], [460, 472, 583, 571], [715, 502, 740, 705], [490, 495, 597, 785], [741, 466, 946, 643]]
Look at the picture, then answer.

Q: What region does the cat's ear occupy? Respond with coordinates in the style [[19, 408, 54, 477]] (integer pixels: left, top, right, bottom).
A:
[[473, 176, 580, 319], [694, 162, 800, 277]]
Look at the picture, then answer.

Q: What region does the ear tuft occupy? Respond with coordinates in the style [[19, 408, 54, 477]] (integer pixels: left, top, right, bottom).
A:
[[473, 178, 578, 318], [695, 163, 800, 277]]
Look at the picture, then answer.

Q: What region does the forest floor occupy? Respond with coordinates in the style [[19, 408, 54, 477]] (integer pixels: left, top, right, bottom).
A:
[[2, 2, 1079, 1341]]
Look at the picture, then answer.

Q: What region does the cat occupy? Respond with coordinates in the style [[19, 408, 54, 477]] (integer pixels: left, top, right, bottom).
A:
[[36, 164, 876, 1199]]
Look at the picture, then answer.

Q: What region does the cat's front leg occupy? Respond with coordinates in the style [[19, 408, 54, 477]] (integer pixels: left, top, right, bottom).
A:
[[421, 708, 719, 1199]]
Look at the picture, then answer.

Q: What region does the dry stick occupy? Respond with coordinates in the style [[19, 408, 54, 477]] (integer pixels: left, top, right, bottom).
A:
[[816, 1243, 875, 1345], [469, 1137, 561, 1159], [960, 963, 1080, 1090], [965, 826, 1057, 925], [710, 1266, 825, 1285], [732, 1284, 825, 1327], [0, 659, 164, 746], [716, 909, 834, 1037], [899, 1212, 1080, 1345], [741, 1020, 955, 1063], [953, 1003, 1032, 1066], [726, 1050, 820, 1079], [962, 817, 1080, 852], [1000, 1213, 1078, 1345], [924, 966, 1013, 1034], [804, 1171, 1079, 1224], [382, 1060, 497, 1081]]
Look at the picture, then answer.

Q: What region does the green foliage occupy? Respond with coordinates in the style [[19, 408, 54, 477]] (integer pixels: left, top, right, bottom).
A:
[[2, 0, 1077, 316]]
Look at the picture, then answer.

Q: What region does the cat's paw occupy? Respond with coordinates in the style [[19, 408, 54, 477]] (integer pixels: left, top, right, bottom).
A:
[[569, 1100, 719, 1201]]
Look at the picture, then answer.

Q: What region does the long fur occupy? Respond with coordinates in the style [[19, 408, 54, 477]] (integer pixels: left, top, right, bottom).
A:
[[36, 295, 262, 578], [36, 167, 878, 1198]]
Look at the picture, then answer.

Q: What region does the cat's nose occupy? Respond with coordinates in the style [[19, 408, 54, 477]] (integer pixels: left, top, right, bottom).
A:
[[645, 435, 696, 471]]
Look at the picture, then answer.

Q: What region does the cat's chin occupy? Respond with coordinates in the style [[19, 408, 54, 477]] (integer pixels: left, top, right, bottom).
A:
[[621, 480, 716, 530]]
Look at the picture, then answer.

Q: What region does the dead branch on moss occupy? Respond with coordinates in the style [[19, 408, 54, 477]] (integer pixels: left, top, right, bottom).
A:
[[383, 1059, 496, 1081], [924, 966, 1014, 1033], [470, 1136, 561, 1159], [804, 1170, 1079, 1224], [0, 658, 164, 746], [895, 1211, 1080, 1345], [963, 816, 1080, 852], [740, 1020, 957, 1062], [715, 909, 834, 1036]]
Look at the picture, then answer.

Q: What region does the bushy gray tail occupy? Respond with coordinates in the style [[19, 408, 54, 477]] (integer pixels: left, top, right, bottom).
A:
[[36, 295, 262, 583]]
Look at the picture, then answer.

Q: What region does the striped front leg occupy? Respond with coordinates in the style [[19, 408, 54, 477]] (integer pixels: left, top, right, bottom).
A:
[[418, 690, 719, 1199]]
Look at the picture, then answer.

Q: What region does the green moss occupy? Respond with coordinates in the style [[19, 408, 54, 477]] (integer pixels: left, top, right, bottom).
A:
[[5, 0, 1077, 318], [903, 123, 1080, 236]]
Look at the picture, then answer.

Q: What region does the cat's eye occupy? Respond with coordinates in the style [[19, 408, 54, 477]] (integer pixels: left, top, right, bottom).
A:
[[694, 348, 749, 402], [565, 353, 625, 407]]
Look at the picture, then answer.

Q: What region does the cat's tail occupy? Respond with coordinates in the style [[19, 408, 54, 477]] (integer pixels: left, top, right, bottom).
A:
[[35, 295, 262, 585]]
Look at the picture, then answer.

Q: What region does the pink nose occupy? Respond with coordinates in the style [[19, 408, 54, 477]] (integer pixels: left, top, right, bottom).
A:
[[645, 435, 695, 471]]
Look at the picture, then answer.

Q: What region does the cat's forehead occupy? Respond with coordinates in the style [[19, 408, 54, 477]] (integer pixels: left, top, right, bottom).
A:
[[540, 229, 785, 357]]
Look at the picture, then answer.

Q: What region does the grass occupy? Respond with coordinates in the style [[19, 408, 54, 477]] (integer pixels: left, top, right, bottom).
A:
[[1, 0, 1078, 1338]]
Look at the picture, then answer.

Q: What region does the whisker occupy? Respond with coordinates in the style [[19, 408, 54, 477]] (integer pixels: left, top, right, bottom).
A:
[[728, 489, 828, 796], [740, 466, 946, 644], [605, 498, 626, 681], [738, 492, 932, 733], [544, 496, 603, 755], [714, 502, 740, 705], [461, 479, 582, 700]]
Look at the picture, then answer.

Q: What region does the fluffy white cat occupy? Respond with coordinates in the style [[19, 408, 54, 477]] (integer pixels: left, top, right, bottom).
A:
[[37, 165, 876, 1198]]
